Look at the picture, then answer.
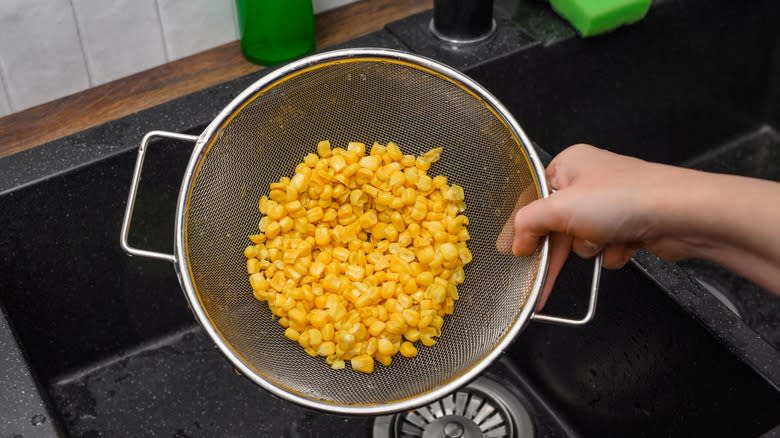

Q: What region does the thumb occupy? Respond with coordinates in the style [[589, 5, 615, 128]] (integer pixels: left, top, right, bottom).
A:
[[512, 196, 563, 256]]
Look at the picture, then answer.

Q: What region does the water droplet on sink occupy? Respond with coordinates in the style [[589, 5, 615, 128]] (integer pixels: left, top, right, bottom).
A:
[[31, 414, 46, 426]]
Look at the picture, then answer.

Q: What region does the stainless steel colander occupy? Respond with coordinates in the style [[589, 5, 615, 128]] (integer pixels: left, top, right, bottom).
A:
[[120, 48, 601, 415]]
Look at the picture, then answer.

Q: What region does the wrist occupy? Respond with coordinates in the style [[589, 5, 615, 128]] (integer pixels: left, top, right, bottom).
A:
[[640, 163, 724, 260]]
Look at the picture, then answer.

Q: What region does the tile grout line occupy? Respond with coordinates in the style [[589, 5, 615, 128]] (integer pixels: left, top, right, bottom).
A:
[[154, 0, 172, 62], [230, 0, 240, 40], [0, 55, 14, 112], [68, 0, 95, 87]]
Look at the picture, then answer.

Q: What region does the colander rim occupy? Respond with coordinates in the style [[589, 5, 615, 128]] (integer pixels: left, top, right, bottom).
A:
[[172, 47, 550, 415]]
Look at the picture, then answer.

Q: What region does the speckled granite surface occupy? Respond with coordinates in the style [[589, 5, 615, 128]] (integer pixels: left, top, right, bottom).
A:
[[2, 0, 780, 435]]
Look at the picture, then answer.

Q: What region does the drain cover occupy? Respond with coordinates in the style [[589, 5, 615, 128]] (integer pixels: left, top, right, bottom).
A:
[[373, 376, 534, 438]]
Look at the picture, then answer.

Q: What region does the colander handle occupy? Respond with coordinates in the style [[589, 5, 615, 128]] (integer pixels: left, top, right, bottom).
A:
[[531, 253, 603, 327], [120, 130, 199, 263]]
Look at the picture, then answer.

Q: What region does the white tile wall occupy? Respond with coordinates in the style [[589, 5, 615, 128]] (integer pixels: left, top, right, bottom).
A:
[[314, 0, 358, 14], [0, 0, 90, 111], [0, 0, 359, 116], [158, 0, 239, 61], [72, 0, 167, 85]]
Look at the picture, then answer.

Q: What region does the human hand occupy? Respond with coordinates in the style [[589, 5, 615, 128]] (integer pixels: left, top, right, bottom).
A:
[[502, 144, 676, 310], [499, 143, 780, 304]]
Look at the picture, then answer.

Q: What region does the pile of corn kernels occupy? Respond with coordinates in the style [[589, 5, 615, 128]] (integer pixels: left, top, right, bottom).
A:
[[244, 140, 471, 373]]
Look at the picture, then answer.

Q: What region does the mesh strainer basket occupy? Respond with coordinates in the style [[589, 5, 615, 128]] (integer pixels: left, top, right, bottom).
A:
[[120, 48, 601, 415]]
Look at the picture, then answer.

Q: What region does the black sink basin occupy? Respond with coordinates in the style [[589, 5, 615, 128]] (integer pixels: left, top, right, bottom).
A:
[[1, 0, 779, 436]]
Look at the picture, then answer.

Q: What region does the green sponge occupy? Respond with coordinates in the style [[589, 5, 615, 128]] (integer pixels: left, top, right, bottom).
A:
[[549, 0, 651, 37]]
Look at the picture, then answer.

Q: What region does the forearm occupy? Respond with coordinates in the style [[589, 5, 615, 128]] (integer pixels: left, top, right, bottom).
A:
[[649, 166, 780, 294]]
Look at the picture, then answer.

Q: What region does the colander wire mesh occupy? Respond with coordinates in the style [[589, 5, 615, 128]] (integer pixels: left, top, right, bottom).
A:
[[182, 56, 541, 408]]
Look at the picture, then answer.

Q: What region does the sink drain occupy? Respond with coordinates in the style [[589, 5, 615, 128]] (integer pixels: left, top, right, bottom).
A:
[[373, 376, 534, 438]]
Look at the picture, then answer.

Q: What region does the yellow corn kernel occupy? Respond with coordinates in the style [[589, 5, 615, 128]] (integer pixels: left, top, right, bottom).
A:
[[400, 187, 416, 206], [375, 354, 392, 367], [342, 162, 360, 178], [410, 201, 428, 222], [277, 216, 293, 233], [344, 265, 365, 282], [431, 315, 444, 330], [444, 297, 455, 314], [365, 337, 378, 355], [308, 328, 323, 347], [398, 154, 414, 167], [309, 309, 329, 328], [314, 226, 331, 247], [284, 327, 300, 342], [288, 307, 307, 326], [368, 320, 386, 337], [416, 175, 433, 192], [377, 338, 394, 356], [420, 327, 437, 347], [361, 184, 380, 199], [306, 206, 324, 223], [369, 142, 385, 156], [347, 141, 366, 156], [404, 167, 419, 186], [359, 155, 381, 170], [297, 330, 311, 348], [318, 341, 336, 357], [244, 245, 258, 259], [303, 152, 319, 167], [246, 258, 260, 274], [258, 195, 270, 214], [417, 271, 434, 287], [317, 140, 332, 157], [330, 155, 347, 173], [399, 342, 418, 358], [416, 157, 431, 171], [322, 323, 335, 341], [353, 167, 372, 185], [248, 234, 266, 244], [322, 274, 341, 293], [440, 242, 459, 262], [376, 191, 393, 207], [388, 170, 405, 188], [384, 225, 398, 242], [350, 354, 374, 374], [386, 141, 403, 161], [424, 147, 443, 162], [419, 309, 435, 328], [432, 174, 448, 189], [358, 210, 378, 229], [459, 247, 473, 264], [404, 328, 420, 342], [385, 318, 406, 335], [329, 247, 348, 262], [402, 309, 420, 327]]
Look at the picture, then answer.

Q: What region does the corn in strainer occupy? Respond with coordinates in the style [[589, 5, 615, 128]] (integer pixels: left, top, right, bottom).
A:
[[120, 48, 601, 415]]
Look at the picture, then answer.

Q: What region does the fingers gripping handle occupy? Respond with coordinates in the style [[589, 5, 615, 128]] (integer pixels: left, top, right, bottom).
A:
[[531, 254, 603, 327], [120, 130, 199, 263]]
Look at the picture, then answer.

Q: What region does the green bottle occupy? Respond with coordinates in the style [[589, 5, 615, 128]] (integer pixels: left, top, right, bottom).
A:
[[236, 0, 316, 65]]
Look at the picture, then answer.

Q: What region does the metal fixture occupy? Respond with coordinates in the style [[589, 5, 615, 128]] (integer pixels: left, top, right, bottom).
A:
[[430, 0, 497, 44], [373, 375, 535, 437]]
